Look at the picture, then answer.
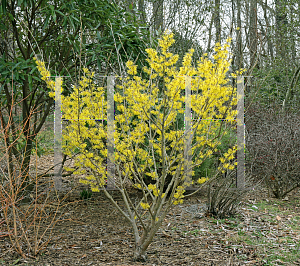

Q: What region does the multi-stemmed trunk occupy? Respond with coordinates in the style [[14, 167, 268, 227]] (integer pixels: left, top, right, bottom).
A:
[[132, 216, 165, 262]]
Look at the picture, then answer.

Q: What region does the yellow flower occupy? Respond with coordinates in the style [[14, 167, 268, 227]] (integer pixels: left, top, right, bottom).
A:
[[197, 177, 209, 184], [133, 183, 142, 189], [173, 199, 183, 205], [172, 186, 185, 204], [126, 60, 138, 75], [140, 202, 150, 210], [148, 183, 160, 196], [91, 186, 100, 192]]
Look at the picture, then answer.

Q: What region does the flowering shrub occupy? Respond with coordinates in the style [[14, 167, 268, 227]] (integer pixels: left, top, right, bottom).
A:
[[35, 31, 242, 261]]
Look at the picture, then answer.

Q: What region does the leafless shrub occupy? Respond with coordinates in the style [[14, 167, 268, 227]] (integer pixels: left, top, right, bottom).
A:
[[245, 101, 300, 198], [0, 98, 70, 259]]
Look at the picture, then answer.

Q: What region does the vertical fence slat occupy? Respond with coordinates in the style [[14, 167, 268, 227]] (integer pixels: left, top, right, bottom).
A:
[[184, 76, 192, 187], [54, 76, 63, 191], [237, 76, 245, 189], [107, 76, 115, 189]]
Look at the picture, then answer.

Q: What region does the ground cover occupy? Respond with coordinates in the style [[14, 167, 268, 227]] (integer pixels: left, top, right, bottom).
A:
[[1, 154, 299, 266]]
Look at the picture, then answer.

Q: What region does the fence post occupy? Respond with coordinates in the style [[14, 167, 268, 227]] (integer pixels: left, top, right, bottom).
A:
[[237, 76, 245, 189], [184, 76, 192, 187], [107, 76, 115, 189], [54, 76, 63, 191]]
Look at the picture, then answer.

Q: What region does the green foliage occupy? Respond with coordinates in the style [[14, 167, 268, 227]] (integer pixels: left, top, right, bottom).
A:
[[0, 0, 155, 197], [249, 61, 300, 112], [0, 57, 39, 106], [80, 189, 93, 200], [0, 0, 154, 100], [193, 121, 236, 180]]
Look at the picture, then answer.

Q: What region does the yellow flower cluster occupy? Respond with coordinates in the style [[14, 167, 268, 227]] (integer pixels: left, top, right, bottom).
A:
[[35, 59, 107, 191], [218, 145, 238, 173], [197, 177, 209, 184], [143, 31, 179, 78], [173, 185, 185, 205], [35, 30, 243, 209], [34, 57, 57, 97], [133, 183, 142, 189], [126, 60, 138, 75], [148, 183, 160, 196], [140, 202, 150, 210]]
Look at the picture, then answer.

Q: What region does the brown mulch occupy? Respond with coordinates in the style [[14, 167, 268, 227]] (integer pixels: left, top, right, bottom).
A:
[[0, 154, 299, 265]]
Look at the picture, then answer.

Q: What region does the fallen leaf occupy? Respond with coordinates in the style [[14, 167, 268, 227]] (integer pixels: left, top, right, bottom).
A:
[[162, 230, 172, 238], [276, 215, 281, 221], [282, 196, 289, 201]]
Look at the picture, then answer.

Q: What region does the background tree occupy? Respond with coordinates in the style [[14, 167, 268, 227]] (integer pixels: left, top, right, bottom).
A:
[[153, 0, 164, 33], [249, 0, 258, 71], [125, 0, 300, 111], [0, 0, 153, 196]]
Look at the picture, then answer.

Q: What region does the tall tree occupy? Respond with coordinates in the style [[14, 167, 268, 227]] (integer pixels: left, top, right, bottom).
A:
[[138, 0, 147, 24], [214, 0, 221, 43], [236, 0, 243, 70], [262, 0, 274, 61], [153, 0, 164, 33], [249, 0, 258, 71], [275, 0, 288, 59]]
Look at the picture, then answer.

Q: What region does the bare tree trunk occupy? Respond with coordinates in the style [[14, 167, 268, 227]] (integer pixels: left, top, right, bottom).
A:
[[275, 0, 288, 59], [153, 0, 164, 34], [262, 0, 274, 61], [214, 0, 221, 43], [249, 0, 258, 70], [298, 0, 300, 66], [206, 12, 215, 54], [289, 2, 296, 64], [236, 0, 243, 70], [138, 0, 146, 24]]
